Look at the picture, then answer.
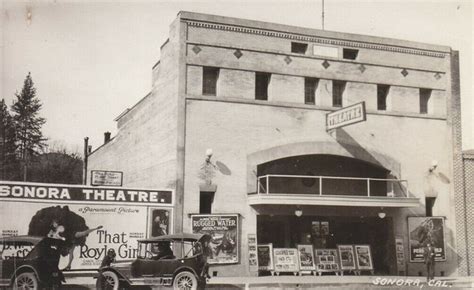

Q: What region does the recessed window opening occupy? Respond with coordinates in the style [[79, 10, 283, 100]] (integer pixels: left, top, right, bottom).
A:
[[202, 67, 219, 96], [199, 191, 215, 214], [291, 42, 308, 54], [305, 78, 319, 105], [255, 72, 271, 101], [420, 88, 432, 114], [343, 48, 359, 60], [377, 85, 390, 111], [332, 80, 346, 107]]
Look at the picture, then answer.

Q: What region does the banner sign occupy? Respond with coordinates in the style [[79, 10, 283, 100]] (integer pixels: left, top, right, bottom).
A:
[[326, 101, 366, 131], [273, 248, 299, 273], [248, 234, 258, 272], [408, 216, 446, 262], [91, 170, 123, 186], [297, 244, 316, 271], [191, 214, 239, 264], [0, 181, 172, 205], [337, 245, 356, 270], [257, 244, 274, 271], [0, 200, 172, 270], [354, 245, 373, 270]]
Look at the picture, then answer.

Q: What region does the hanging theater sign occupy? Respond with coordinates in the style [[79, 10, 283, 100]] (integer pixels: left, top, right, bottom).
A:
[[0, 181, 173, 270]]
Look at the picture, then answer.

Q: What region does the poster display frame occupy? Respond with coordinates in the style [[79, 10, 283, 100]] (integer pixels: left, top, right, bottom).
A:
[[354, 245, 373, 270], [407, 216, 446, 262], [296, 244, 316, 272], [272, 248, 300, 275], [337, 245, 356, 270], [257, 243, 274, 271]]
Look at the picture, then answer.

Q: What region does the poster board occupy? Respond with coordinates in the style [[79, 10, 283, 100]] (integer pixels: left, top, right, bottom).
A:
[[257, 244, 274, 271], [248, 234, 258, 272], [408, 216, 446, 262], [91, 170, 123, 186], [354, 245, 373, 270], [315, 248, 339, 272], [337, 245, 356, 270], [273, 248, 299, 273], [395, 237, 406, 273], [297, 244, 316, 271], [191, 214, 239, 264], [0, 181, 173, 270]]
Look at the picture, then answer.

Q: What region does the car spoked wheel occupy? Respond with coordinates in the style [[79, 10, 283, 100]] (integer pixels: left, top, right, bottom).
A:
[[13, 272, 38, 290], [101, 271, 119, 290], [173, 271, 198, 290]]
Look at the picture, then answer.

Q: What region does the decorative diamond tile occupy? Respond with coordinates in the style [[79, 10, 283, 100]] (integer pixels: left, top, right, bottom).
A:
[[434, 72, 442, 80], [192, 45, 201, 54], [401, 68, 408, 77], [322, 60, 330, 69], [284, 55, 292, 65], [358, 64, 366, 73], [234, 49, 243, 59]]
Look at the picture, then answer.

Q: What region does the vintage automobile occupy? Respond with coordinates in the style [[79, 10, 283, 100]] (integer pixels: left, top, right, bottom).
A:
[[97, 233, 211, 290], [0, 236, 66, 289]]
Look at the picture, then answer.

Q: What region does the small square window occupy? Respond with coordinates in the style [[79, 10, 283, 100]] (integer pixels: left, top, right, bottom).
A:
[[305, 78, 319, 105], [420, 89, 432, 114], [377, 85, 390, 111], [255, 72, 271, 101], [333, 80, 346, 107], [343, 48, 359, 60], [202, 67, 219, 96], [291, 42, 308, 54]]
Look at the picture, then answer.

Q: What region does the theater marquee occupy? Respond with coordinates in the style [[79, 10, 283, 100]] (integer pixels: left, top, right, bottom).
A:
[[326, 101, 366, 131]]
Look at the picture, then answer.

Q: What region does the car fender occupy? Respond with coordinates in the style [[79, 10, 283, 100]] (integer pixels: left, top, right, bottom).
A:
[[99, 266, 132, 284], [11, 265, 41, 285], [173, 266, 199, 279]]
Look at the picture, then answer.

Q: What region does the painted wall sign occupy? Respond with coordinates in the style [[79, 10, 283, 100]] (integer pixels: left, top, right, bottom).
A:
[[191, 214, 239, 264], [0, 181, 172, 205], [91, 170, 123, 186], [326, 101, 366, 131], [408, 216, 446, 262]]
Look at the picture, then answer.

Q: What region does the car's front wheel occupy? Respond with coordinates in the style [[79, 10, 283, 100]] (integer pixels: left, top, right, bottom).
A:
[[173, 271, 198, 290], [98, 271, 120, 290], [12, 272, 39, 290]]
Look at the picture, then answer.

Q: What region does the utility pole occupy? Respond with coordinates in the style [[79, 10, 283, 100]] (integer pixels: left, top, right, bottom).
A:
[[83, 137, 89, 185], [322, 0, 325, 30]]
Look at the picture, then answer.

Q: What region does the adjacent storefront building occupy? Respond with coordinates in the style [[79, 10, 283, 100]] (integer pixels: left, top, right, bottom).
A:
[[85, 12, 464, 277]]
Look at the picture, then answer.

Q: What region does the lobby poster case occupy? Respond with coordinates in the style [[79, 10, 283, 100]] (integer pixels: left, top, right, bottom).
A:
[[191, 214, 239, 264], [273, 248, 299, 274], [297, 244, 316, 271], [354, 245, 373, 270], [257, 243, 274, 271], [337, 245, 356, 270], [407, 216, 446, 262]]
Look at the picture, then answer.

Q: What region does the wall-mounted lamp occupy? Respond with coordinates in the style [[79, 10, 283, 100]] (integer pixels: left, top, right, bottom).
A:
[[378, 207, 386, 219], [205, 148, 213, 163], [429, 160, 438, 173], [295, 207, 303, 217]]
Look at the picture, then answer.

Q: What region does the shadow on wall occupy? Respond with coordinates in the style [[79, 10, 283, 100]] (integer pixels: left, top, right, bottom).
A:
[[216, 161, 232, 176]]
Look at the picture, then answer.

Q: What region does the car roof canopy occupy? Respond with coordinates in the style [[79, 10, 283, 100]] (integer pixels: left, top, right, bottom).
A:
[[138, 233, 210, 243], [0, 236, 43, 245]]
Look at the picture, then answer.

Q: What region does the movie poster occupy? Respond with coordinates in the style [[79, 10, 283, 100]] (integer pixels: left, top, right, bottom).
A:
[[354, 245, 373, 270], [408, 216, 446, 262], [297, 244, 316, 271], [337, 245, 356, 270], [191, 214, 239, 264], [273, 248, 299, 273], [149, 209, 171, 237], [248, 234, 258, 272], [257, 244, 274, 271]]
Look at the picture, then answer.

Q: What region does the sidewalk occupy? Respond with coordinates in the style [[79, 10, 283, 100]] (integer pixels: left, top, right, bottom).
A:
[[64, 275, 474, 289]]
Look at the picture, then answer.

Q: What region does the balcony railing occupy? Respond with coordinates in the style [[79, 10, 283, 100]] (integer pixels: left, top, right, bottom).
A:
[[256, 174, 409, 198]]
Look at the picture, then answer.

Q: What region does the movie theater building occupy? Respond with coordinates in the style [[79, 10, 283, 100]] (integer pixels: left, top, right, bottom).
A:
[[87, 12, 464, 277]]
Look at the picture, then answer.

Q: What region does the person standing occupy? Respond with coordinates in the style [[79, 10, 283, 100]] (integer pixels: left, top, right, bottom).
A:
[[423, 242, 436, 281]]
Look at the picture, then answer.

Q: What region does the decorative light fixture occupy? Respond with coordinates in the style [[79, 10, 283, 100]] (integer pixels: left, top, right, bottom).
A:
[[205, 148, 213, 163], [378, 207, 386, 219], [295, 207, 303, 217], [429, 160, 438, 173]]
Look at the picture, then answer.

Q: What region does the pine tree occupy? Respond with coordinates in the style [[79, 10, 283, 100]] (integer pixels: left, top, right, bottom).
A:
[[0, 99, 19, 180], [11, 73, 47, 181]]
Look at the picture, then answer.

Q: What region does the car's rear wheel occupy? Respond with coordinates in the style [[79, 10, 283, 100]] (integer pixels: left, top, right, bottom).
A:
[[99, 271, 120, 290], [173, 271, 198, 290], [12, 272, 38, 290]]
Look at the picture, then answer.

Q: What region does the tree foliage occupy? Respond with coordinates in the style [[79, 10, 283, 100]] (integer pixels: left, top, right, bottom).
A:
[[0, 99, 20, 180], [11, 73, 47, 180]]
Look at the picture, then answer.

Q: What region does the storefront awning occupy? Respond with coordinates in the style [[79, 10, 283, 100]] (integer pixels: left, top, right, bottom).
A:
[[247, 194, 420, 208]]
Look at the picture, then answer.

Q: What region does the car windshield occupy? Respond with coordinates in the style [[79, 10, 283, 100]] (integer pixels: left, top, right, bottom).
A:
[[137, 240, 202, 259]]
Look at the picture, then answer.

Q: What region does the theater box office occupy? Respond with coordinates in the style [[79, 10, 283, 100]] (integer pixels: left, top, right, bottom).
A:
[[86, 12, 464, 277]]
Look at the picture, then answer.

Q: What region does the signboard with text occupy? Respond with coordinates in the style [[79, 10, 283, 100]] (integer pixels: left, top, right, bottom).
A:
[[0, 181, 173, 270], [91, 170, 123, 186], [273, 248, 299, 273], [408, 216, 446, 262], [326, 102, 366, 131]]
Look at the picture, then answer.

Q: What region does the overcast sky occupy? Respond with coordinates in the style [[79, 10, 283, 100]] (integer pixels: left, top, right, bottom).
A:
[[2, 0, 473, 153]]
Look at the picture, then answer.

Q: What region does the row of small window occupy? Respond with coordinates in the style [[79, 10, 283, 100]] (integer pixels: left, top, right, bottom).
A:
[[203, 67, 432, 114]]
